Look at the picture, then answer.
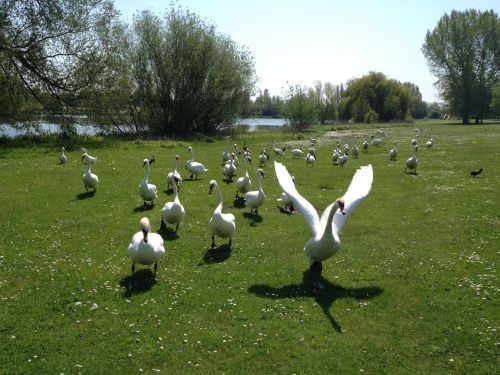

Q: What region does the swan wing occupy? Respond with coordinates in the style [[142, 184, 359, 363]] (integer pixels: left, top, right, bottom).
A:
[[332, 164, 373, 233], [274, 161, 320, 235]]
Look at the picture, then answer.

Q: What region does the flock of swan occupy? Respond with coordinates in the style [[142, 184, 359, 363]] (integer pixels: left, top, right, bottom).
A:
[[58, 131, 433, 289]]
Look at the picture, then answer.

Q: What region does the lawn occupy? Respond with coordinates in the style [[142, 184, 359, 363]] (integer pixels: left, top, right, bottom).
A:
[[0, 121, 498, 374]]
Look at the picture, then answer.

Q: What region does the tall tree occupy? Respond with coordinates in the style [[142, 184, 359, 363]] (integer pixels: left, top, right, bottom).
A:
[[282, 83, 317, 131], [422, 9, 500, 124], [0, 0, 120, 118]]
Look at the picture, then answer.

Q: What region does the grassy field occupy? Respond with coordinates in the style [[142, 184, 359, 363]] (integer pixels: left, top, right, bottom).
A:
[[0, 121, 498, 374]]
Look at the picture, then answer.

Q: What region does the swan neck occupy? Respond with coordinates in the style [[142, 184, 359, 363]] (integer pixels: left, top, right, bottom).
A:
[[215, 184, 223, 211], [322, 201, 340, 239]]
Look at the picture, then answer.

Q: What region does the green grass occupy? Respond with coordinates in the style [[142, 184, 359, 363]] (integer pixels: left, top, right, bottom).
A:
[[0, 121, 498, 374]]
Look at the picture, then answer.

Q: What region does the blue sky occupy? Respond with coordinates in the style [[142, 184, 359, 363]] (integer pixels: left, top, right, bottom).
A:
[[113, 0, 500, 103]]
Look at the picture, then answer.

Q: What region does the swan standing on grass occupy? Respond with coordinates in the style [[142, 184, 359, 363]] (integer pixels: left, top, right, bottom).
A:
[[59, 147, 67, 164], [160, 175, 185, 232], [258, 150, 268, 167], [389, 141, 397, 160], [82, 162, 99, 192], [352, 138, 359, 158], [235, 156, 252, 198], [426, 138, 434, 148], [186, 146, 208, 179], [223, 153, 237, 181], [139, 159, 158, 206], [81, 148, 97, 164], [291, 147, 304, 158], [306, 152, 316, 166], [244, 169, 266, 214], [208, 180, 236, 248], [166, 155, 182, 190], [128, 217, 165, 276], [405, 147, 418, 173], [222, 137, 231, 164], [277, 176, 295, 213], [362, 137, 369, 152], [274, 161, 373, 290], [336, 152, 348, 166]]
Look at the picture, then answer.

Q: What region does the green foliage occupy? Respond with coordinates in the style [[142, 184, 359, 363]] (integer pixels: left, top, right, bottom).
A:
[[490, 82, 500, 117], [252, 89, 283, 117], [363, 108, 379, 123], [0, 123, 498, 373], [282, 84, 318, 131], [129, 7, 256, 135], [422, 9, 500, 124]]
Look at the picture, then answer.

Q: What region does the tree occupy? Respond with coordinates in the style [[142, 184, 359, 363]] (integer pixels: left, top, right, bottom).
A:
[[253, 89, 283, 117], [0, 0, 121, 119], [422, 9, 500, 124], [490, 82, 500, 118], [282, 83, 317, 131], [129, 8, 256, 135], [405, 82, 428, 119]]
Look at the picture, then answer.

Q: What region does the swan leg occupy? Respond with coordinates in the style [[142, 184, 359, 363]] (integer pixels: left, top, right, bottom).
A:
[[131, 263, 136, 274], [310, 261, 325, 290], [189, 174, 194, 179], [160, 218, 166, 231], [154, 262, 158, 276], [228, 239, 232, 248], [211, 235, 217, 248], [175, 223, 179, 232]]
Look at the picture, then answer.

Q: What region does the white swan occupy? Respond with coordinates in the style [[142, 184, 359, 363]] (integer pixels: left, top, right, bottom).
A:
[[223, 153, 237, 181], [277, 176, 295, 213], [362, 137, 369, 152], [128, 217, 165, 275], [371, 138, 383, 147], [161, 175, 185, 232], [389, 141, 397, 160], [336, 152, 348, 166], [232, 144, 240, 167], [426, 138, 433, 148], [81, 148, 97, 164], [139, 159, 158, 206], [244, 169, 266, 214], [258, 150, 268, 167], [166, 155, 182, 190], [291, 147, 304, 158], [208, 180, 236, 248], [82, 162, 99, 192], [186, 146, 208, 179], [59, 147, 67, 164], [222, 137, 231, 164], [306, 152, 316, 166], [274, 161, 373, 289], [235, 156, 252, 198], [405, 147, 418, 173], [352, 139, 359, 158]]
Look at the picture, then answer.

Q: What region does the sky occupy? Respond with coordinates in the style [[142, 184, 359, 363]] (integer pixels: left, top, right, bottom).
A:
[[113, 0, 500, 103]]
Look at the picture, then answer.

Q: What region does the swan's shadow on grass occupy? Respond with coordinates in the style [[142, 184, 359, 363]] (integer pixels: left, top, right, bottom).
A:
[[233, 196, 246, 208], [242, 212, 263, 226], [133, 203, 155, 213], [120, 269, 158, 297], [157, 226, 179, 241], [76, 191, 96, 200], [201, 244, 232, 264], [223, 178, 234, 184], [405, 171, 419, 176], [276, 205, 298, 215], [248, 270, 383, 332]]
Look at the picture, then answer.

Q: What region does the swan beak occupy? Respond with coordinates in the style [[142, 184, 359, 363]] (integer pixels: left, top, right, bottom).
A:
[[142, 229, 149, 243]]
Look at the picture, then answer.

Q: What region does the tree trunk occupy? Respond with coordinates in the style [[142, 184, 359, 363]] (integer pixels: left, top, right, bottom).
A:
[[462, 114, 469, 124]]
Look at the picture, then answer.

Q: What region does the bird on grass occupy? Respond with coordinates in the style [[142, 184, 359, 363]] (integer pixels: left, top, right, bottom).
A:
[[405, 147, 418, 174], [244, 169, 266, 214], [59, 147, 67, 164], [128, 217, 165, 276], [470, 168, 483, 177], [274, 161, 373, 290], [82, 163, 99, 192], [160, 175, 185, 232], [208, 180, 236, 249], [139, 159, 158, 206]]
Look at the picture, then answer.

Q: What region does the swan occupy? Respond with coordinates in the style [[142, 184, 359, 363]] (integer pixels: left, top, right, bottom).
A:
[[59, 147, 67, 164], [81, 148, 97, 164], [277, 176, 295, 213], [222, 137, 231, 164], [258, 150, 268, 167], [309, 138, 320, 145], [166, 155, 182, 190], [336, 153, 348, 166], [139, 159, 158, 206], [235, 156, 252, 198], [244, 169, 266, 214], [426, 138, 433, 148], [82, 162, 99, 192], [232, 144, 240, 167], [389, 141, 397, 160], [411, 134, 419, 146], [332, 144, 341, 164], [371, 138, 382, 147], [273, 143, 286, 157], [274, 161, 373, 289], [306, 152, 316, 166], [186, 146, 208, 179], [352, 139, 359, 158], [291, 147, 304, 158], [223, 153, 237, 181], [362, 137, 369, 152], [160, 175, 185, 232], [208, 180, 236, 248], [128, 217, 165, 275], [405, 147, 418, 173]]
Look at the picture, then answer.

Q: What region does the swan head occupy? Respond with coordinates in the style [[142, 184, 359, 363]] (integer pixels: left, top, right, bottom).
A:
[[80, 154, 86, 161], [149, 155, 156, 165], [81, 148, 87, 153], [208, 180, 217, 194], [337, 198, 346, 215], [143, 159, 150, 167], [140, 217, 151, 242], [257, 169, 265, 178], [175, 154, 180, 161]]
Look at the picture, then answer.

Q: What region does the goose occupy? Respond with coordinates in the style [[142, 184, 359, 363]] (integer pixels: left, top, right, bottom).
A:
[[235, 156, 252, 198], [291, 147, 304, 158], [221, 137, 231, 164], [306, 152, 316, 166], [166, 155, 182, 190], [82, 162, 99, 192], [258, 150, 268, 167], [405, 147, 418, 173], [426, 138, 433, 148], [336, 152, 348, 166], [160, 175, 185, 232], [139, 159, 158, 206], [185, 146, 208, 179], [244, 169, 266, 214], [389, 141, 397, 160], [223, 153, 237, 181], [128, 217, 165, 275], [208, 180, 236, 248], [274, 161, 373, 289], [59, 147, 67, 164], [81, 149, 97, 164]]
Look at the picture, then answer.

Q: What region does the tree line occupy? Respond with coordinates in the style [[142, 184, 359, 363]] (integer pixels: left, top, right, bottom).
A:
[[0, 1, 498, 136]]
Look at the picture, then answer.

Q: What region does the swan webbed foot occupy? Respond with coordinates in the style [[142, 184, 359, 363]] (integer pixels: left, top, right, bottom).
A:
[[310, 261, 325, 290], [175, 223, 179, 232], [228, 240, 232, 248]]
